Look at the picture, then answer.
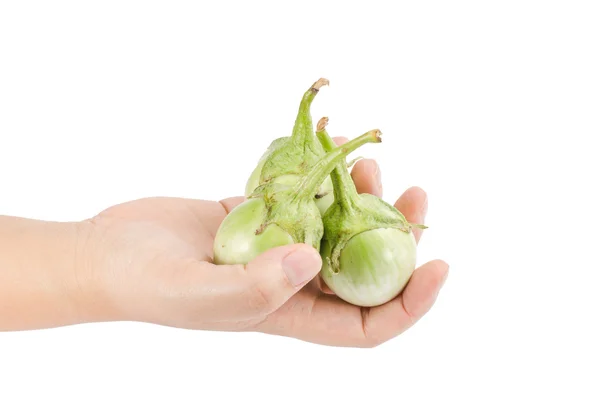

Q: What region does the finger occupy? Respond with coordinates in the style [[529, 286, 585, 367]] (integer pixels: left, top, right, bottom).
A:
[[401, 260, 449, 320], [184, 196, 245, 221], [314, 275, 336, 294], [219, 196, 246, 214], [332, 136, 349, 146], [350, 159, 382, 197], [362, 259, 449, 346], [394, 186, 428, 244], [179, 196, 245, 237], [196, 244, 322, 322]]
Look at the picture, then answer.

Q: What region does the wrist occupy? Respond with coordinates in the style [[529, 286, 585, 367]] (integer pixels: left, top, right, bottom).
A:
[[0, 217, 110, 330], [70, 219, 124, 325]]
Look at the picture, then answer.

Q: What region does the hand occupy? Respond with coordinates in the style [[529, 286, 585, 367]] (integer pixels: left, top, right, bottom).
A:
[[80, 145, 448, 348]]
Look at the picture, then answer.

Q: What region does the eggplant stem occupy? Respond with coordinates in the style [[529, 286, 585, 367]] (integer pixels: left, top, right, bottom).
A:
[[346, 156, 364, 168], [293, 127, 382, 200], [291, 79, 329, 147], [316, 121, 372, 212], [311, 78, 330, 92]]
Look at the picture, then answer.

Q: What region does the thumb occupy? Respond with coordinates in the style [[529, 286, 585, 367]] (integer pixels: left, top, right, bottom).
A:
[[211, 243, 322, 320]]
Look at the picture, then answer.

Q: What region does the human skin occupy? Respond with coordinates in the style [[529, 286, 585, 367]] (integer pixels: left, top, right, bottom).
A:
[[0, 142, 449, 348]]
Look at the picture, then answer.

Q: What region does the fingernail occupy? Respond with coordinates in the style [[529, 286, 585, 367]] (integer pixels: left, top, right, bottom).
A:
[[282, 247, 321, 287]]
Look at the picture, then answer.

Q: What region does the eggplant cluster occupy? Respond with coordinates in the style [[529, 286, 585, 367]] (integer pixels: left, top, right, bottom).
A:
[[213, 78, 424, 307]]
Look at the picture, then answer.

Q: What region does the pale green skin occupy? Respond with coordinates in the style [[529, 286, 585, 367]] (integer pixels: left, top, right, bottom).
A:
[[213, 198, 294, 265], [244, 137, 286, 197], [245, 156, 334, 216], [320, 228, 417, 307]]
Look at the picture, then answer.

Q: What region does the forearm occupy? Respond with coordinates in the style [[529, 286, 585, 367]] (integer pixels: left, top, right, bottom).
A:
[[0, 216, 92, 331]]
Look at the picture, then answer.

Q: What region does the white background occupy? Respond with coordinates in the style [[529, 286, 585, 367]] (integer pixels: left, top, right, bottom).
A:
[[1, 1, 599, 396]]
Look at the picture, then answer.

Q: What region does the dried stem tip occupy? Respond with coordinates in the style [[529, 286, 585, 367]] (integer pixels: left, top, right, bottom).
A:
[[317, 116, 329, 131], [370, 129, 383, 142], [311, 78, 330, 92]]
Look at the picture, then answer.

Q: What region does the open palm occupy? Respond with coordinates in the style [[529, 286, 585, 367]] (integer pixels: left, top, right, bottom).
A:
[[89, 154, 447, 348]]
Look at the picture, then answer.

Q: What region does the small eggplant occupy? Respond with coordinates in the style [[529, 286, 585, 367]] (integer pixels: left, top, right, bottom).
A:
[[316, 118, 426, 307], [244, 78, 335, 215]]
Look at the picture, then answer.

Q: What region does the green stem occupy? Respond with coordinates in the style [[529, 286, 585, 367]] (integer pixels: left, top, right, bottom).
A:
[[346, 156, 364, 168], [293, 124, 382, 201], [315, 118, 362, 212], [290, 78, 329, 148]]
